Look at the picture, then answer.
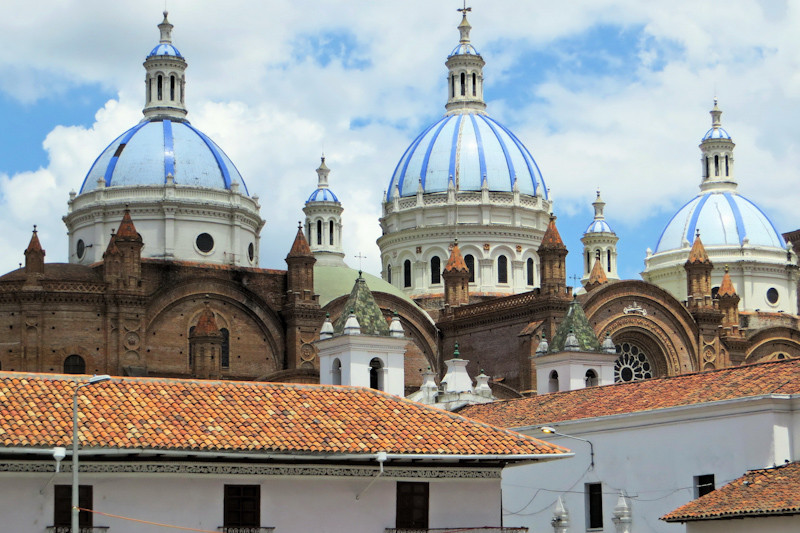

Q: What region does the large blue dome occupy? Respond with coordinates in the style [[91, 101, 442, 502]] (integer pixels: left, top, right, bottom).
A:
[[386, 112, 547, 201], [80, 119, 248, 195], [655, 191, 784, 252]]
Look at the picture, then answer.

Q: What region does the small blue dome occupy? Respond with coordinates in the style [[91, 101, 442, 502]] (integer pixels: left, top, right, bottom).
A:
[[585, 219, 614, 234], [387, 112, 547, 200], [702, 127, 731, 140], [148, 43, 182, 58], [655, 191, 784, 252], [307, 188, 339, 203], [449, 43, 479, 56], [79, 119, 248, 195]]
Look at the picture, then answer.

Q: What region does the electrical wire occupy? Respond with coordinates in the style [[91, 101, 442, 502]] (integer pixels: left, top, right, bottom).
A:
[[77, 507, 221, 532]]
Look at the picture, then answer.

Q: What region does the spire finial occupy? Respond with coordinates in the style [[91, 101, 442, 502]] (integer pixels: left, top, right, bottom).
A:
[[297, 221, 302, 230], [159, 10, 173, 44], [710, 98, 722, 130]]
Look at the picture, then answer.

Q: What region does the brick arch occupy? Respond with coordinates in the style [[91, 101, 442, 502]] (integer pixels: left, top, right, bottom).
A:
[[746, 327, 800, 363], [583, 280, 699, 375], [145, 278, 284, 371]]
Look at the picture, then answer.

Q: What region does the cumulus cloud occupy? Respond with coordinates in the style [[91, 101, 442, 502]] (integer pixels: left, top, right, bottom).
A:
[[1, 0, 799, 279]]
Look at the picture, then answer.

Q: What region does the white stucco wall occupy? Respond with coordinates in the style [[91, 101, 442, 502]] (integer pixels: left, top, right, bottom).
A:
[[499, 396, 798, 533], [0, 463, 502, 533]]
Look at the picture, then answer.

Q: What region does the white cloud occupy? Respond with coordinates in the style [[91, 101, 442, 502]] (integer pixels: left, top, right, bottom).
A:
[[1, 0, 800, 279]]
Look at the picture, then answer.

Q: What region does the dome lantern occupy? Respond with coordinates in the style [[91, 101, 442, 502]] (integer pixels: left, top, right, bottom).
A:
[[445, 6, 486, 114], [143, 11, 188, 120], [699, 99, 736, 193]]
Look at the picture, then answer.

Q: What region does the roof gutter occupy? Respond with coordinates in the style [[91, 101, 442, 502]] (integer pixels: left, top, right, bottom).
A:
[[1, 447, 572, 464]]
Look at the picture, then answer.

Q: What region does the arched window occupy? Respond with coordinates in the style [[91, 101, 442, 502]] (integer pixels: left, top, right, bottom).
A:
[[548, 370, 559, 393], [369, 358, 383, 390], [188, 326, 196, 366], [220, 328, 230, 368], [403, 260, 412, 288], [585, 369, 598, 387], [704, 157, 710, 178], [586, 251, 591, 274], [714, 154, 719, 176], [307, 222, 312, 243], [472, 72, 476, 96], [387, 264, 392, 284], [170, 74, 175, 100], [465, 254, 475, 283], [725, 155, 729, 176], [497, 255, 508, 284], [595, 249, 601, 261], [431, 256, 441, 284], [451, 75, 455, 98], [316, 220, 322, 245], [332, 358, 342, 385], [64, 355, 86, 375], [527, 258, 534, 286], [157, 74, 163, 100], [460, 72, 466, 96], [607, 250, 612, 273], [329, 221, 334, 245], [148, 78, 153, 103]]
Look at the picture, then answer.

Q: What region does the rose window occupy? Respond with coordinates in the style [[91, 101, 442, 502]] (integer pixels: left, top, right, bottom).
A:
[[614, 342, 653, 382]]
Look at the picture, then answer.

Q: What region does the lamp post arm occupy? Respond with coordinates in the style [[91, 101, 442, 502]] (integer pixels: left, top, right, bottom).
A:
[[548, 430, 595, 469]]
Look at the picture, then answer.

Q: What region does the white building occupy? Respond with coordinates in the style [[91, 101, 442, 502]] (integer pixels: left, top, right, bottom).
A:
[[63, 12, 264, 267], [642, 100, 798, 314], [460, 359, 800, 533], [0, 371, 569, 532], [377, 10, 552, 303]]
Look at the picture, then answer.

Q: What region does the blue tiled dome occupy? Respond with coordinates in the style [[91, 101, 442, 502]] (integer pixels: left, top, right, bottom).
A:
[[449, 42, 479, 56], [702, 126, 731, 140], [79, 119, 248, 195], [148, 43, 182, 58], [585, 219, 614, 234], [386, 112, 547, 200], [655, 191, 784, 252], [307, 188, 339, 203]]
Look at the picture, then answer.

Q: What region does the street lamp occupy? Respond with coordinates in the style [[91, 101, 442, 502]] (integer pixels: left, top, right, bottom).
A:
[[72, 375, 111, 533], [541, 426, 595, 469]]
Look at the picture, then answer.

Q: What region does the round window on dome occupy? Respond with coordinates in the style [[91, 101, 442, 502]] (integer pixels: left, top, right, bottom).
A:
[[767, 287, 779, 305], [196, 233, 214, 254], [76, 239, 85, 260], [248, 242, 254, 262]]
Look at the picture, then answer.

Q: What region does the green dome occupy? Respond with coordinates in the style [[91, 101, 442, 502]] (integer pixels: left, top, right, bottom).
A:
[[314, 265, 414, 307]]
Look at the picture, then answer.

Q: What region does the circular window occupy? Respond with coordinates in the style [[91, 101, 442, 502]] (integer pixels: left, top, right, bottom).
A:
[[76, 239, 85, 259], [767, 288, 779, 305], [248, 242, 254, 262], [614, 342, 653, 383], [196, 233, 214, 253]]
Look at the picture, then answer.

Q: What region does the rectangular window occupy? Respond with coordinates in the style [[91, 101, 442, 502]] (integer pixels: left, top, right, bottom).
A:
[[396, 481, 428, 529], [224, 484, 261, 528], [585, 482, 603, 529], [694, 474, 715, 498], [54, 485, 92, 528]]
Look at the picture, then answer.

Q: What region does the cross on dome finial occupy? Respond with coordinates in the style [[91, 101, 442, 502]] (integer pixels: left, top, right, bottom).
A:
[[457, 3, 473, 43], [710, 98, 722, 130]]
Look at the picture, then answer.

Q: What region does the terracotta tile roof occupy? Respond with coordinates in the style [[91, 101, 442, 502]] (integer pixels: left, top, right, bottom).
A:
[[687, 233, 710, 264], [460, 359, 800, 428], [444, 242, 468, 272], [663, 462, 800, 522], [287, 225, 312, 258], [539, 215, 566, 249], [718, 266, 737, 297], [115, 208, 141, 242], [0, 372, 567, 458]]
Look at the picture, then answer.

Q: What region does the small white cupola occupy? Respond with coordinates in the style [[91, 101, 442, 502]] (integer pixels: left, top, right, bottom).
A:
[[303, 156, 346, 266], [316, 275, 406, 396], [699, 99, 737, 192], [445, 6, 487, 115], [143, 11, 188, 120], [581, 190, 619, 287]]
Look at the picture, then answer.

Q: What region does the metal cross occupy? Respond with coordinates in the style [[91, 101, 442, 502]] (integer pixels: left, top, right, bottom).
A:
[[569, 274, 581, 285], [355, 252, 367, 271], [458, 1, 471, 15]]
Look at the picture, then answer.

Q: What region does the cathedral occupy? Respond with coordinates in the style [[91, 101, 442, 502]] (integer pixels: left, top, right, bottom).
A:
[[1, 10, 798, 398]]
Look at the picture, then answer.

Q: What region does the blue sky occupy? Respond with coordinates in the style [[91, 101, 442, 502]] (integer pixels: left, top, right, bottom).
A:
[[1, 0, 799, 285]]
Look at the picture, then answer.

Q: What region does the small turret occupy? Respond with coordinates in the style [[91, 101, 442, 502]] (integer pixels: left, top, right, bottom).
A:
[[189, 303, 223, 379], [538, 215, 569, 297], [444, 6, 487, 114], [685, 231, 714, 310], [24, 226, 45, 278], [103, 209, 143, 291], [443, 240, 470, 306], [285, 223, 316, 301], [142, 11, 188, 120]]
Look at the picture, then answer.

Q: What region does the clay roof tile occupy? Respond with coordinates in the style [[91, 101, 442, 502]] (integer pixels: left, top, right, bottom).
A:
[[444, 242, 468, 273], [287, 225, 312, 258], [687, 233, 711, 264], [539, 215, 566, 249]]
